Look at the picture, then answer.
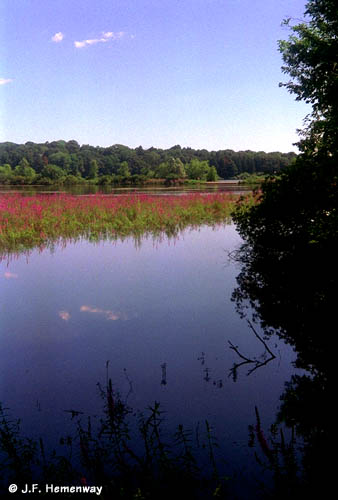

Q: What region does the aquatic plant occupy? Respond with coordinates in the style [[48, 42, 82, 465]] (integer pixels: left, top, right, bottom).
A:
[[0, 192, 239, 255], [0, 378, 230, 499], [247, 406, 302, 499]]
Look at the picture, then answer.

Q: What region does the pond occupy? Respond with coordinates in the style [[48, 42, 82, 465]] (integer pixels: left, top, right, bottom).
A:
[[0, 181, 252, 197], [0, 220, 304, 497]]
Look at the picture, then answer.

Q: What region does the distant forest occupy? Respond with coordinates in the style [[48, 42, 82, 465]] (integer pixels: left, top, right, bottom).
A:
[[0, 140, 296, 185]]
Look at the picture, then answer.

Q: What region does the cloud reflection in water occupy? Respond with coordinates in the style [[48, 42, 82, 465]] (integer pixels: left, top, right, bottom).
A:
[[4, 272, 18, 279], [80, 305, 126, 321], [58, 311, 71, 321]]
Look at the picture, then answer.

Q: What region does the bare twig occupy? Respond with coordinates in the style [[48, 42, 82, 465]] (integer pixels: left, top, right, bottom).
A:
[[228, 320, 276, 380], [247, 320, 276, 359]]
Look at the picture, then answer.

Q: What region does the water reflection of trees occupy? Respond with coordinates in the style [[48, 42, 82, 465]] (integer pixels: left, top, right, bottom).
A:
[[228, 320, 276, 380], [231, 192, 332, 497]]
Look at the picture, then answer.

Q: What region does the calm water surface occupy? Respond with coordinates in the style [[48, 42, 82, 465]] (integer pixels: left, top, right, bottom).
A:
[[0, 182, 252, 196], [0, 223, 302, 496]]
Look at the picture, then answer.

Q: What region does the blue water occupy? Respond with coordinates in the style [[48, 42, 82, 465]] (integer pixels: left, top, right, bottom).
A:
[[0, 224, 302, 497]]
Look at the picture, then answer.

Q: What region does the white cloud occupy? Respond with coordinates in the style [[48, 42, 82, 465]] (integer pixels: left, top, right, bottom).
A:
[[74, 41, 86, 48], [102, 31, 125, 40], [74, 31, 127, 48], [51, 32, 64, 43], [74, 37, 108, 48], [0, 78, 13, 85]]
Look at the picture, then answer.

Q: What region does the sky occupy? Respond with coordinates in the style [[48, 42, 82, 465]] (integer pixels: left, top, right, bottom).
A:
[[0, 0, 310, 153]]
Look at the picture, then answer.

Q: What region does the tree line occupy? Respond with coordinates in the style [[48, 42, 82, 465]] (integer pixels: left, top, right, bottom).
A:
[[0, 141, 296, 185]]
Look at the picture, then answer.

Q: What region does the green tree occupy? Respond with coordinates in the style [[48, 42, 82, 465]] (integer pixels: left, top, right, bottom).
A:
[[156, 161, 169, 179], [167, 157, 186, 179], [278, 0, 338, 156], [87, 159, 99, 179], [14, 158, 36, 182], [233, 0, 338, 350], [235, 0, 338, 251], [0, 164, 12, 183], [185, 159, 209, 180], [206, 165, 218, 182], [66, 140, 80, 154], [48, 152, 71, 172], [117, 161, 131, 178], [0, 164, 12, 175], [41, 164, 66, 181], [14, 157, 30, 175], [69, 153, 84, 177], [156, 158, 186, 181]]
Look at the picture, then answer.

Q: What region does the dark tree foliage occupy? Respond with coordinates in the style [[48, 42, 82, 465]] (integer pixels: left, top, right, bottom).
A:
[[234, 0, 338, 302], [279, 0, 338, 156], [0, 140, 295, 184], [232, 2, 336, 496]]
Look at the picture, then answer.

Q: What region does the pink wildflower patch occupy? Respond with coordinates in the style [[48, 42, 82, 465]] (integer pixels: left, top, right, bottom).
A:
[[0, 192, 241, 257]]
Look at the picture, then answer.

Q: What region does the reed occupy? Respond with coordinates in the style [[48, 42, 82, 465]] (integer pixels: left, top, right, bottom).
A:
[[0, 192, 238, 253], [0, 380, 230, 499]]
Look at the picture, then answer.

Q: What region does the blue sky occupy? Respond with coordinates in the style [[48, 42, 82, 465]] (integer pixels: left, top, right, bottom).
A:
[[1, 0, 309, 152]]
